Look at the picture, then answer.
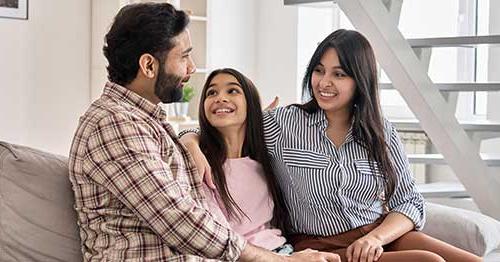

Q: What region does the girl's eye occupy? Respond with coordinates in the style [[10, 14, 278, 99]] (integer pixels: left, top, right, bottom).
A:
[[228, 88, 241, 94], [206, 89, 216, 96]]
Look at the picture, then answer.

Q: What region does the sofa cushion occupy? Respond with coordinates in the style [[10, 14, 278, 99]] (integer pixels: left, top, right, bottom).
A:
[[0, 141, 81, 262], [423, 202, 500, 257]]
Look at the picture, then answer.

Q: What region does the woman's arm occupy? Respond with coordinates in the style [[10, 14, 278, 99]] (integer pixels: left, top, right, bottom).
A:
[[346, 120, 425, 262], [261, 108, 283, 154], [366, 212, 414, 245], [385, 121, 426, 230], [346, 212, 414, 262]]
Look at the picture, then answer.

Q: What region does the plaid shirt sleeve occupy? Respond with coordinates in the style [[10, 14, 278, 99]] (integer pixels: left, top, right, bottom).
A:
[[82, 113, 246, 260]]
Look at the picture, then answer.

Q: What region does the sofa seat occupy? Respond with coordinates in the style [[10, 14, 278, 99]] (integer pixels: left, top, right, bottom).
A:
[[1, 141, 500, 261]]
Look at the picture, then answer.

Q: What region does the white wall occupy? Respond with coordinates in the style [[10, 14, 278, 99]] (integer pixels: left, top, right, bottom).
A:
[[297, 6, 335, 103], [0, 0, 91, 155], [208, 0, 257, 80], [255, 0, 299, 106], [209, 0, 299, 107], [91, 0, 122, 100]]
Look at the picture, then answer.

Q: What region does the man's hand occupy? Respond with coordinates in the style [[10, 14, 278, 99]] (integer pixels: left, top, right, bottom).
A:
[[286, 249, 340, 262], [346, 235, 383, 262], [179, 132, 215, 189]]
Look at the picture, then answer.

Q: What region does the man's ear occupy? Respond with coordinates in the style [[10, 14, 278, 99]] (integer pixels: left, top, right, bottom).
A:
[[138, 54, 157, 79]]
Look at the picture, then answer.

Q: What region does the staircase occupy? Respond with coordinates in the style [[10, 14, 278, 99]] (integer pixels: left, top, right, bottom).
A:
[[285, 0, 500, 219]]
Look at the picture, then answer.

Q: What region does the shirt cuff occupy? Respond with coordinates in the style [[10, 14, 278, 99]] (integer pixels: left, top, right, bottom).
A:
[[178, 127, 200, 138], [220, 232, 247, 262], [391, 202, 426, 231]]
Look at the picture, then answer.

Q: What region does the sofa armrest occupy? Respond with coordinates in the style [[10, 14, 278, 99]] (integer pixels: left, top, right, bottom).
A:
[[422, 202, 500, 257]]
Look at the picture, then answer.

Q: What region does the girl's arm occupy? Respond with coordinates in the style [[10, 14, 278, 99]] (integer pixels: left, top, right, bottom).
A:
[[179, 130, 215, 188]]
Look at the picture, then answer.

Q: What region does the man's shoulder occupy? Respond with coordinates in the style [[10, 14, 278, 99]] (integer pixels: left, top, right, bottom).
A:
[[82, 96, 142, 128]]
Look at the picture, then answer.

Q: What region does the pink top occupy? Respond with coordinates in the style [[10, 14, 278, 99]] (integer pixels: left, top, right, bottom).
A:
[[203, 157, 286, 250]]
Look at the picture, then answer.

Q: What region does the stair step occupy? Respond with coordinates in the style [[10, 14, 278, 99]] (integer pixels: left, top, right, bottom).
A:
[[408, 35, 500, 48], [408, 153, 500, 166], [284, 0, 329, 5], [391, 118, 500, 132], [380, 83, 500, 92], [417, 182, 468, 198]]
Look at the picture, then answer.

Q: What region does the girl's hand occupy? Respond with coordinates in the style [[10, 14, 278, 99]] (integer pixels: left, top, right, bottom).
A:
[[346, 235, 384, 262], [180, 133, 215, 189]]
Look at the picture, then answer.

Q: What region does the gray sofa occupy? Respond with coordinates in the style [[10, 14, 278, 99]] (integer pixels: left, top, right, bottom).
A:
[[1, 141, 500, 261]]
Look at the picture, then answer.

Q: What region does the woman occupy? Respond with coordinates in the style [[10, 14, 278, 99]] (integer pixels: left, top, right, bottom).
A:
[[181, 30, 481, 262], [195, 68, 293, 254]]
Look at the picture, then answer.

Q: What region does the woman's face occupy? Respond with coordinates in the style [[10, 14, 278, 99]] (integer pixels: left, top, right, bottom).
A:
[[311, 48, 356, 115], [204, 73, 247, 130]]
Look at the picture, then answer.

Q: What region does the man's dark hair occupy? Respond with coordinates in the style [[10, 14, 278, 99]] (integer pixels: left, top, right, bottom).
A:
[[103, 3, 189, 86]]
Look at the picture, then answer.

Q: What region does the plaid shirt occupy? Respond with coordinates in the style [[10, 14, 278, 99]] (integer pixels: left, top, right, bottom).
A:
[[68, 82, 246, 261]]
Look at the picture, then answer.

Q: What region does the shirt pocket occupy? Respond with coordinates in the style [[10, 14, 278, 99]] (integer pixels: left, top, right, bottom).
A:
[[352, 159, 387, 204], [282, 148, 334, 206], [282, 147, 329, 169]]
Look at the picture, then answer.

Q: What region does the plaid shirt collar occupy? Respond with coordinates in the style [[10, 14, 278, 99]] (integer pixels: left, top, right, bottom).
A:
[[104, 82, 167, 122]]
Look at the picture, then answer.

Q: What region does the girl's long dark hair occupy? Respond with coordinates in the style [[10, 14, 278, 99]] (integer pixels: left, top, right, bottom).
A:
[[299, 29, 396, 201], [198, 68, 289, 230]]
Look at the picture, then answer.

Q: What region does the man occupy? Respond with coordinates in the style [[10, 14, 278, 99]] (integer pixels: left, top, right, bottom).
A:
[[68, 3, 339, 261]]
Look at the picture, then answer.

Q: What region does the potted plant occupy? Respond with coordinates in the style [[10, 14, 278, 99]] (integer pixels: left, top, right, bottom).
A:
[[173, 82, 195, 119]]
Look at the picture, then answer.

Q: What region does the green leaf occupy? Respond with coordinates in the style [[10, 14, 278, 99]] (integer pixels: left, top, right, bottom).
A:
[[182, 83, 195, 102]]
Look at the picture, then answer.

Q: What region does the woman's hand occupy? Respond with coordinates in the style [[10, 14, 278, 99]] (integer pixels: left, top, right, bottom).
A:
[[346, 234, 383, 262], [180, 132, 215, 189], [263, 96, 279, 111]]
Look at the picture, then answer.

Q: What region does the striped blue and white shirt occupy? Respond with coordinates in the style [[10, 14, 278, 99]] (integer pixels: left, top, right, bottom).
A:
[[263, 105, 425, 236]]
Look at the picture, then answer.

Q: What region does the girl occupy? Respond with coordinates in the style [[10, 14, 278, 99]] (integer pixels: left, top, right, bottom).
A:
[[196, 68, 293, 254], [182, 30, 481, 262]]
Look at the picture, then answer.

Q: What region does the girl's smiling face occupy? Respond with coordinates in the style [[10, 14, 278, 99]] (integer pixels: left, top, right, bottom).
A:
[[204, 73, 247, 130]]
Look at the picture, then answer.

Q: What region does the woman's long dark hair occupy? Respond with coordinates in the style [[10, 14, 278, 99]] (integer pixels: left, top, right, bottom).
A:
[[299, 29, 396, 202], [198, 68, 289, 230]]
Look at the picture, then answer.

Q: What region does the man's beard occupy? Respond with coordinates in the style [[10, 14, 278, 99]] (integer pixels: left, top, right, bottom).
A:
[[154, 65, 184, 104]]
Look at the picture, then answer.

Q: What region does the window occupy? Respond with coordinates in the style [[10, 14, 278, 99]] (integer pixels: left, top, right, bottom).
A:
[[297, 0, 490, 118]]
